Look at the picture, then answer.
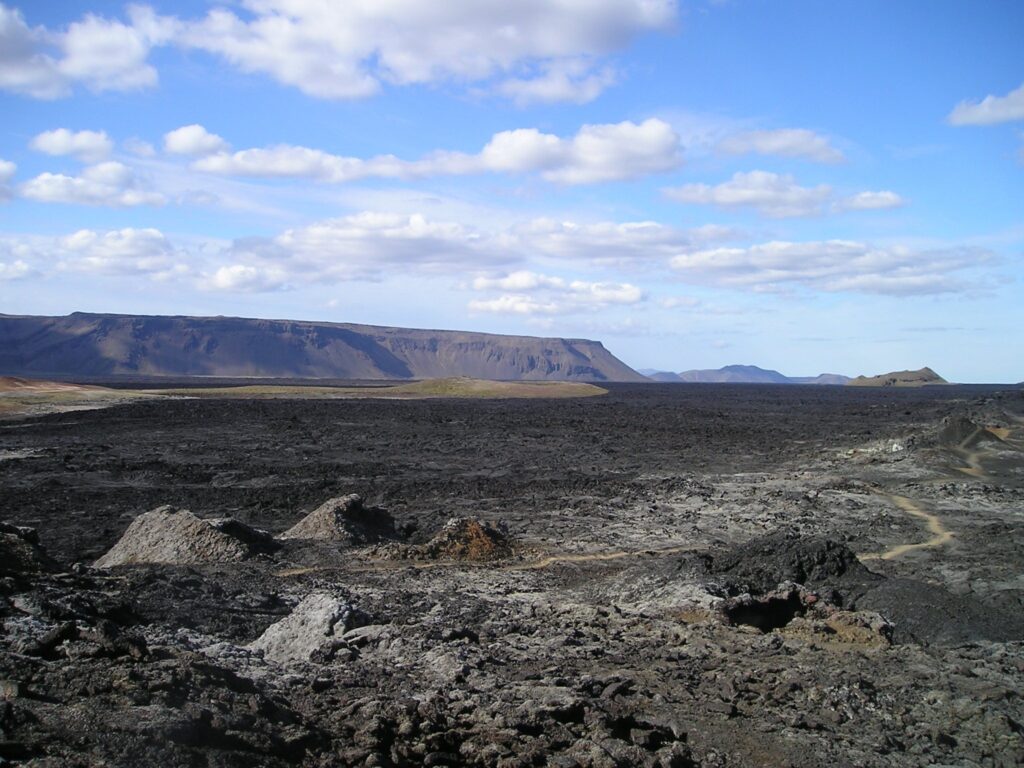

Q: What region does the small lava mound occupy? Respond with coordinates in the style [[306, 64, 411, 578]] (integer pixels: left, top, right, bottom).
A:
[[94, 505, 278, 568], [278, 494, 397, 544], [0, 522, 55, 577], [706, 531, 879, 596], [375, 517, 513, 562], [937, 415, 1005, 449]]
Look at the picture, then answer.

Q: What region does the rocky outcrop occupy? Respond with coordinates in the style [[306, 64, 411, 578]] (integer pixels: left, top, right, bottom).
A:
[[95, 506, 278, 567], [0, 312, 647, 382], [248, 593, 367, 664], [0, 523, 55, 576]]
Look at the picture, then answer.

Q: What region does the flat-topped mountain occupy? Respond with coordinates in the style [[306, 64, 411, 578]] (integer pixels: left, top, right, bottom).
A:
[[847, 367, 950, 387], [645, 364, 850, 385], [0, 313, 646, 382]]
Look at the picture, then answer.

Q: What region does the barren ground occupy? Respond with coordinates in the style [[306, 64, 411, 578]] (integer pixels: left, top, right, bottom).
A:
[[1, 382, 1023, 767]]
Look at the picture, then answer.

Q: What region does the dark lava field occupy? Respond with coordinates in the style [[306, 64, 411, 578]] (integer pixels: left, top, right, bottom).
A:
[[1, 383, 1023, 767]]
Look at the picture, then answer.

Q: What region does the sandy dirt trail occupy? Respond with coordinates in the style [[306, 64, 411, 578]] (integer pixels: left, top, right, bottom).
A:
[[859, 494, 953, 562]]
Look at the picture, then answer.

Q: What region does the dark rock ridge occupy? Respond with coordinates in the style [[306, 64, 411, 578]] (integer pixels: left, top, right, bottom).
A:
[[0, 312, 646, 382], [646, 365, 851, 385]]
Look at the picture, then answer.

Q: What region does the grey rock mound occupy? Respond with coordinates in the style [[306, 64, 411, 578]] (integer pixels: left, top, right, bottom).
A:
[[248, 593, 366, 663], [278, 494, 396, 543], [95, 506, 278, 568], [375, 517, 513, 562]]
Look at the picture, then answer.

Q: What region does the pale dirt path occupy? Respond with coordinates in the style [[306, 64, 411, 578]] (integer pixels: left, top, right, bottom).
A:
[[275, 542, 698, 577], [858, 494, 953, 562], [861, 414, 1024, 561]]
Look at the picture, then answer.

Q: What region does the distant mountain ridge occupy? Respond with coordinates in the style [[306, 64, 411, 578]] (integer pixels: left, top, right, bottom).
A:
[[0, 313, 647, 382], [643, 364, 851, 385]]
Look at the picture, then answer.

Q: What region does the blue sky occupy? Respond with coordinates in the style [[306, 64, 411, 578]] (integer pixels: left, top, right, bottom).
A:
[[1, 1, 1022, 382]]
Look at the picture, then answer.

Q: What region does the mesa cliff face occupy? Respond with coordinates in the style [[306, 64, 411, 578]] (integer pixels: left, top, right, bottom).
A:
[[0, 312, 646, 382]]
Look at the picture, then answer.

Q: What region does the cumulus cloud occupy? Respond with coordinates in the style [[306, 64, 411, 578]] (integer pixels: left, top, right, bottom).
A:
[[665, 170, 831, 218], [468, 270, 644, 315], [200, 264, 288, 293], [172, 0, 675, 101], [20, 161, 166, 207], [719, 128, 844, 163], [472, 271, 567, 291], [670, 240, 989, 295], [838, 190, 906, 211], [948, 82, 1024, 126], [58, 228, 184, 277], [1, 2, 676, 103], [0, 3, 163, 98], [164, 124, 230, 156], [193, 119, 680, 184], [30, 128, 113, 161]]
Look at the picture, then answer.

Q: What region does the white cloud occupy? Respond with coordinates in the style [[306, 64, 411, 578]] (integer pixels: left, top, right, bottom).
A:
[[665, 170, 831, 218], [164, 124, 230, 156], [172, 0, 676, 102], [512, 217, 728, 266], [567, 280, 644, 304], [719, 128, 844, 163], [58, 228, 184, 277], [472, 271, 566, 291], [30, 128, 113, 161], [497, 58, 617, 106], [0, 158, 14, 200], [468, 269, 644, 315], [0, 259, 30, 280], [216, 212, 518, 287], [200, 264, 288, 293], [58, 11, 158, 92], [839, 190, 906, 211], [194, 118, 680, 184], [20, 161, 166, 207], [948, 82, 1024, 126], [0, 3, 162, 98], [468, 295, 565, 315], [670, 240, 988, 295]]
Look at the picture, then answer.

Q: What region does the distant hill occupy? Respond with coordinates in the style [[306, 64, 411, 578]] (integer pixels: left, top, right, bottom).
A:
[[847, 367, 950, 387], [0, 313, 647, 383], [643, 364, 851, 385]]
